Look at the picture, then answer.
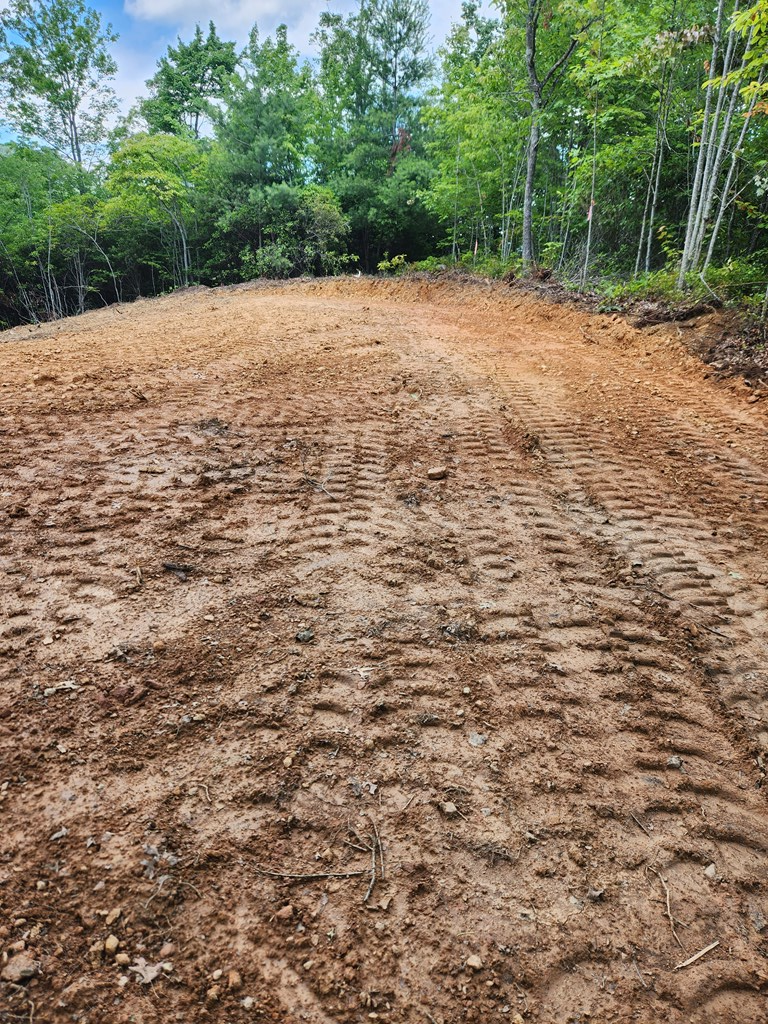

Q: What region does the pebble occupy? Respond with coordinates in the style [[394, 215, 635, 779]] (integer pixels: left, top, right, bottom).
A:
[[105, 934, 120, 955], [427, 466, 447, 480], [115, 953, 131, 966], [283, 756, 294, 768], [466, 954, 483, 971], [468, 732, 488, 747], [704, 863, 717, 879], [206, 985, 222, 1004], [212, 968, 223, 981], [667, 755, 683, 769], [1, 954, 40, 983], [241, 996, 256, 1010], [295, 629, 315, 643], [276, 905, 294, 919], [228, 969, 243, 991], [439, 801, 459, 817], [159, 942, 175, 958], [105, 907, 121, 926]]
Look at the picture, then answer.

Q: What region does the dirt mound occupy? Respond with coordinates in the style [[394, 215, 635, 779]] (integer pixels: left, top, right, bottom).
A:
[[1, 279, 767, 1023]]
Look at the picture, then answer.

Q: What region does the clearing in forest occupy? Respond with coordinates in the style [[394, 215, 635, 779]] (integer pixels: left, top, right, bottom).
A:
[[1, 278, 767, 1023]]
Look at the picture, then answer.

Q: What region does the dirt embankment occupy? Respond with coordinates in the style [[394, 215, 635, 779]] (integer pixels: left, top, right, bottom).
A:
[[1, 278, 767, 1023]]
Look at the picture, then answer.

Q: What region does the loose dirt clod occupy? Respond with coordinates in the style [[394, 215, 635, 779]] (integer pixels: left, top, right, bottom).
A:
[[2, 278, 767, 1024]]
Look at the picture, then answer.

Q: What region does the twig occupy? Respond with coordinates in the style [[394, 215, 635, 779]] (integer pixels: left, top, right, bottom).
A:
[[369, 814, 385, 880], [256, 867, 367, 881], [647, 866, 686, 952], [674, 939, 719, 970], [699, 624, 731, 640], [400, 793, 417, 811], [632, 957, 649, 989], [631, 812, 652, 837], [364, 841, 377, 903]]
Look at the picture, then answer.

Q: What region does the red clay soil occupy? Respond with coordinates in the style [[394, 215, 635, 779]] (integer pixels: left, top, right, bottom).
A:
[[1, 278, 767, 1024]]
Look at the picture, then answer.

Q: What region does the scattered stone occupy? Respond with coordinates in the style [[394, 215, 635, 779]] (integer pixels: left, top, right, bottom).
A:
[[427, 466, 447, 480], [159, 942, 175, 958], [587, 887, 605, 902], [212, 968, 223, 981], [439, 801, 459, 817], [1, 954, 40, 983], [283, 756, 294, 768], [303, 959, 314, 971], [466, 955, 483, 971], [116, 953, 131, 966], [105, 907, 121, 926], [296, 629, 315, 643], [704, 863, 717, 879], [667, 755, 683, 770], [468, 732, 488, 748], [105, 934, 120, 955], [242, 996, 256, 1010], [228, 969, 243, 991], [206, 985, 222, 1005], [276, 905, 294, 920]]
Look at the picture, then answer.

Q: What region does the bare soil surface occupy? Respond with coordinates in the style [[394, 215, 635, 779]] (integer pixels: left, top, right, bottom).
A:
[[2, 278, 768, 1023]]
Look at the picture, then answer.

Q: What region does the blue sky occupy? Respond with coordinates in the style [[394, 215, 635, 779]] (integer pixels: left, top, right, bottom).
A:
[[99, 1, 472, 115]]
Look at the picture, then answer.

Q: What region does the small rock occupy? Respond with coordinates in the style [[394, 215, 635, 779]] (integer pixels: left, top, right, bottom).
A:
[[704, 863, 717, 879], [468, 732, 488, 748], [105, 934, 120, 955], [1, 954, 40, 983], [296, 629, 315, 643], [427, 466, 447, 480], [303, 959, 314, 971], [159, 942, 175, 958], [439, 801, 459, 817], [105, 907, 121, 926], [276, 905, 294, 920], [212, 968, 223, 981], [228, 969, 243, 991], [242, 996, 256, 1010], [466, 954, 483, 971], [206, 985, 222, 1004], [115, 953, 131, 966], [283, 756, 294, 768], [667, 755, 683, 770], [587, 887, 605, 902]]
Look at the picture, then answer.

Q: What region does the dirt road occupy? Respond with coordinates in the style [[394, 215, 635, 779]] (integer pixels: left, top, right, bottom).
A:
[[1, 278, 767, 1023]]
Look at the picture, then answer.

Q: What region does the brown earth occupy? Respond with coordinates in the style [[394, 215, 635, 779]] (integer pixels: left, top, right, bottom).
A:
[[1, 277, 768, 1024]]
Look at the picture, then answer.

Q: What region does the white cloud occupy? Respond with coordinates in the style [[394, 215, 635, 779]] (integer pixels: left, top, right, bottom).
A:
[[124, 0, 323, 36]]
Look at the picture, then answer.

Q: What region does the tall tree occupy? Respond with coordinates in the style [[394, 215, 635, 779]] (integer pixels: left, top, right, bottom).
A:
[[138, 22, 237, 139], [0, 0, 118, 166], [499, 0, 596, 268]]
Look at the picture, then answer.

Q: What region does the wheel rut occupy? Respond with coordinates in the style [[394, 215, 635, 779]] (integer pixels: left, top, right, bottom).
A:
[[0, 280, 766, 1024]]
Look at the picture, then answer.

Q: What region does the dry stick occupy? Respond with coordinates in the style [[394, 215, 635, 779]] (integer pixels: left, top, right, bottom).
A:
[[674, 939, 719, 970], [632, 958, 649, 990], [256, 867, 368, 881], [631, 812, 652, 838], [368, 814, 385, 880], [364, 840, 378, 904], [648, 866, 686, 952]]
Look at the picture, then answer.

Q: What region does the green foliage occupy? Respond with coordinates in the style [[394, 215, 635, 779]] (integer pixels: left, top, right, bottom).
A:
[[138, 22, 237, 138], [0, 0, 117, 165]]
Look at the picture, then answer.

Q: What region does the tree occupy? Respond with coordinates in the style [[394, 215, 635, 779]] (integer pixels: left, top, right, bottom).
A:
[[138, 22, 237, 139], [0, 0, 118, 166], [107, 133, 208, 288], [499, 0, 597, 268]]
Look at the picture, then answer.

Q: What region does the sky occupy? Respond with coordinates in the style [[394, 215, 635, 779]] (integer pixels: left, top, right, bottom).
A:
[[98, 0, 472, 116]]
